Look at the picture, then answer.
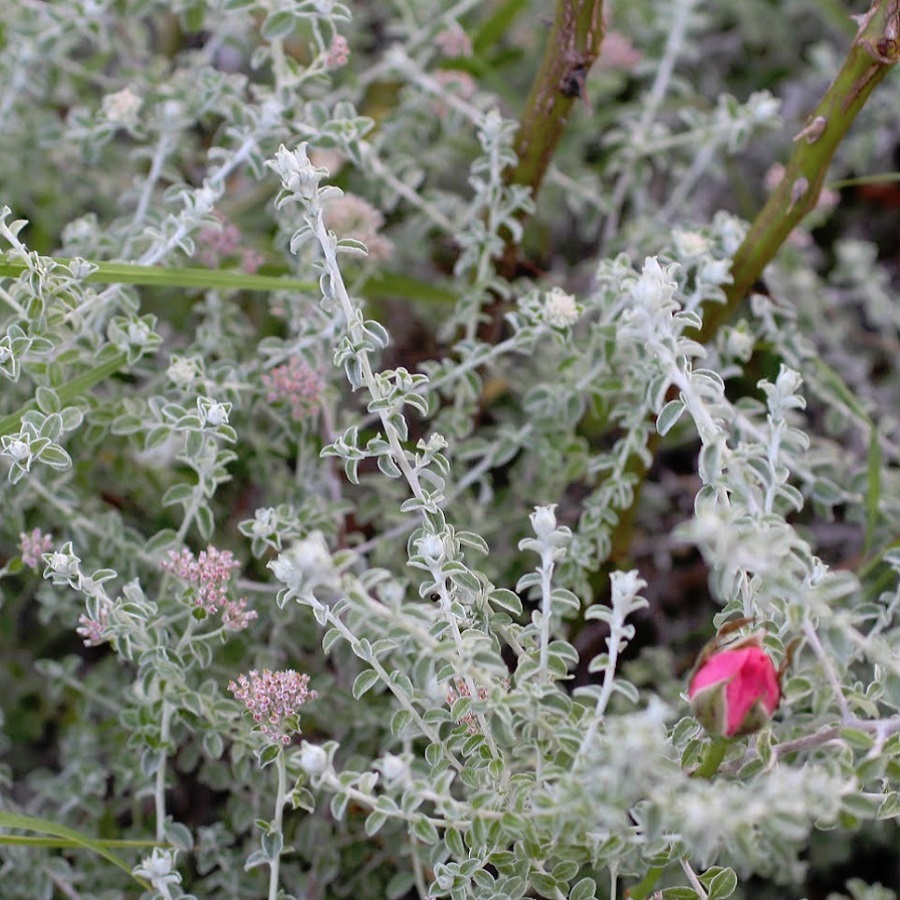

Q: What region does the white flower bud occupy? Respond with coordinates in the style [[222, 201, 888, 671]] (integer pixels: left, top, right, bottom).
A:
[[269, 533, 338, 593], [199, 399, 230, 427], [6, 439, 30, 461], [126, 320, 151, 346], [672, 230, 710, 258], [543, 287, 580, 328], [530, 505, 558, 540], [166, 356, 199, 387], [102, 87, 142, 127], [379, 753, 409, 785], [417, 533, 445, 563], [298, 741, 328, 776]]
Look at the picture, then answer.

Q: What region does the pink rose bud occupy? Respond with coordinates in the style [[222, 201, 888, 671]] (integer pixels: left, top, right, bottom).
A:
[[688, 635, 781, 738]]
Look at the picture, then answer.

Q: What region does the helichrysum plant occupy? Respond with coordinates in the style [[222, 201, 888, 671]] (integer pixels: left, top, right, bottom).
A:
[[1, 1, 900, 899]]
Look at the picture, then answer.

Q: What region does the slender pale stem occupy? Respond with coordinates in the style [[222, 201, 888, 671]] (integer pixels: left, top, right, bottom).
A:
[[602, 0, 698, 247], [681, 858, 708, 899], [267, 749, 288, 900], [803, 619, 852, 721], [538, 548, 554, 676], [154, 701, 173, 843]]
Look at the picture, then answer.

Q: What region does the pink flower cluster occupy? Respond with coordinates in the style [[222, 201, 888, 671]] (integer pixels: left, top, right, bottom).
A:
[[323, 193, 394, 263], [326, 34, 350, 69], [196, 212, 264, 273], [229, 669, 317, 745], [221, 597, 256, 631], [19, 528, 53, 569], [76, 609, 107, 647], [430, 69, 477, 118], [262, 357, 325, 422], [446, 678, 488, 735], [434, 23, 472, 58], [161, 546, 257, 630]]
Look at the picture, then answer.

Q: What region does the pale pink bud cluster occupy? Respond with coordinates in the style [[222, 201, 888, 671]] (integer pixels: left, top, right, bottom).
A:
[[162, 546, 256, 629], [229, 669, 317, 745], [446, 678, 487, 736], [19, 528, 53, 570], [434, 23, 472, 57], [220, 597, 258, 632], [196, 212, 264, 273], [76, 609, 107, 647], [326, 34, 350, 69], [262, 357, 325, 421], [324, 193, 394, 263], [430, 70, 477, 118], [596, 31, 642, 70]]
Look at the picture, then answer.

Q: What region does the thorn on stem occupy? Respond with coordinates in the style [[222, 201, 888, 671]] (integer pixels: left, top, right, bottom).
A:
[[792, 115, 827, 144], [560, 63, 590, 104]]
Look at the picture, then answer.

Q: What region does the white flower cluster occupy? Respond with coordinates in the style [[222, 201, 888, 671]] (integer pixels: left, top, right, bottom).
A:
[[543, 286, 580, 328]]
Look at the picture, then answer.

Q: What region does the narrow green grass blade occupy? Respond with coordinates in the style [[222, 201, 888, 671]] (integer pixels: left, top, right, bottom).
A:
[[0, 834, 158, 848], [0, 254, 456, 307], [0, 811, 153, 889], [829, 171, 900, 190], [0, 255, 316, 293]]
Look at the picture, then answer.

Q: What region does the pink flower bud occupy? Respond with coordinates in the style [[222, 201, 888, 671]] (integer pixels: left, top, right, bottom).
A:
[[688, 636, 781, 738]]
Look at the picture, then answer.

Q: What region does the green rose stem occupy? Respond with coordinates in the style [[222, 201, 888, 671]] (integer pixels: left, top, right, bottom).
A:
[[611, 0, 900, 561], [621, 735, 727, 896], [508, 0, 604, 200], [499, 0, 604, 275], [698, 0, 900, 342], [691, 736, 729, 779]]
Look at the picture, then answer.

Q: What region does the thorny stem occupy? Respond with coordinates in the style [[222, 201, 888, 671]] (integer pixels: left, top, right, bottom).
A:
[[508, 0, 604, 204], [698, 0, 900, 342], [612, 0, 900, 562], [500, 0, 604, 274]]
